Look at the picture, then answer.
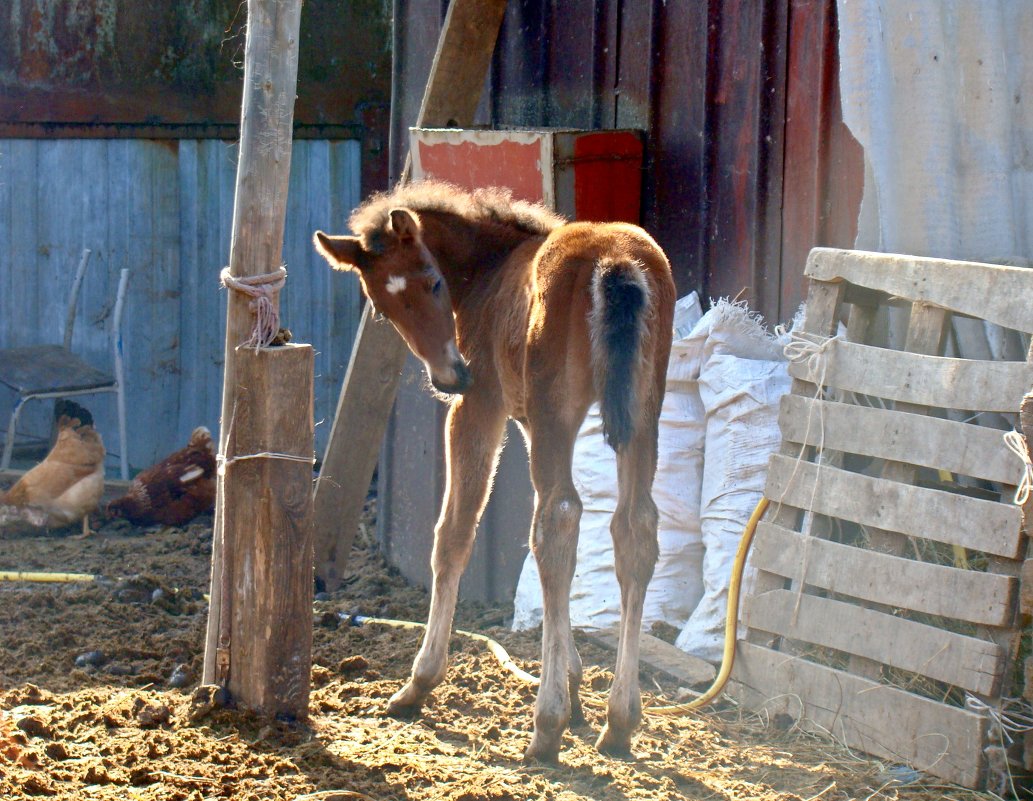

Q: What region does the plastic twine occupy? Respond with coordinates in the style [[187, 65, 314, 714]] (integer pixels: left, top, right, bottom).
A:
[[1003, 430, 1033, 506]]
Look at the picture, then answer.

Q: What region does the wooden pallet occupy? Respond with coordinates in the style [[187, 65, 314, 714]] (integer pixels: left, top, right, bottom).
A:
[[731, 248, 1033, 790]]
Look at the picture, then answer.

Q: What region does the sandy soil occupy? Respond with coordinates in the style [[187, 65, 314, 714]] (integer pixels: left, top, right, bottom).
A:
[[0, 501, 1000, 800]]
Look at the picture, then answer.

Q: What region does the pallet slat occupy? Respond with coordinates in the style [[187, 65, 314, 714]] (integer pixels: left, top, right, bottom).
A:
[[764, 454, 1023, 558], [806, 248, 1033, 335], [778, 394, 1019, 486], [732, 640, 988, 788], [749, 523, 1016, 627], [787, 337, 1033, 413], [744, 589, 1003, 696]]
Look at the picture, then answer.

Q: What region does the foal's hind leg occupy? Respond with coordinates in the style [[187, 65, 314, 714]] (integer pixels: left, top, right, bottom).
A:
[[386, 396, 506, 716], [523, 420, 582, 763], [596, 423, 661, 756]]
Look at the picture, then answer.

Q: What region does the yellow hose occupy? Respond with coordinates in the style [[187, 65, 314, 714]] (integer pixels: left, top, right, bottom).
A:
[[645, 496, 769, 716], [0, 571, 97, 583], [347, 614, 540, 685]]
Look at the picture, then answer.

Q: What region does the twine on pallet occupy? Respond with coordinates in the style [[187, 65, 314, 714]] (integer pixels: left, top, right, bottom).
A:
[[966, 695, 1033, 746], [1003, 430, 1033, 506], [965, 694, 1033, 796], [779, 331, 840, 625], [220, 266, 287, 348]]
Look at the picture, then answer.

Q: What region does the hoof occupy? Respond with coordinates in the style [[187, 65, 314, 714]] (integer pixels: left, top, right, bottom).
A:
[[595, 726, 634, 759], [523, 734, 561, 765], [385, 683, 426, 718]]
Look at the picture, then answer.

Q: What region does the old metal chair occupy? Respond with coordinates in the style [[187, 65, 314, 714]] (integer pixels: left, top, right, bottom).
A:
[[0, 249, 130, 479]]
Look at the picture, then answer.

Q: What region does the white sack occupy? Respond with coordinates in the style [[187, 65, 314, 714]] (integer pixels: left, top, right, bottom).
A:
[[511, 293, 706, 632], [674, 300, 791, 663]]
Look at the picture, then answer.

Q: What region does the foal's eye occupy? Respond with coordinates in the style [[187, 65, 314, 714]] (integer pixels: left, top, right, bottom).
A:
[[431, 278, 443, 296]]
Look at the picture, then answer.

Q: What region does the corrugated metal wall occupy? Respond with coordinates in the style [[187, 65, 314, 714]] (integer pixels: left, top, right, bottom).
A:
[[0, 138, 363, 472]]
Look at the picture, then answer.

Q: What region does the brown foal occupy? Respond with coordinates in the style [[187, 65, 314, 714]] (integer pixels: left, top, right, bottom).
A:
[[314, 180, 675, 763]]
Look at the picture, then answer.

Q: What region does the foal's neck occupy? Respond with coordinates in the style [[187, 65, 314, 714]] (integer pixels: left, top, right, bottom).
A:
[[420, 211, 538, 302]]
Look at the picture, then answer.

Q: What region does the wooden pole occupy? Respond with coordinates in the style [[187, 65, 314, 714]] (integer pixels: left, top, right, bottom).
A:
[[202, 0, 312, 719], [313, 0, 509, 591]]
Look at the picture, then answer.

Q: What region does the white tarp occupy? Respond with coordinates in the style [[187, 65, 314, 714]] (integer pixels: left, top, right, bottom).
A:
[[839, 0, 1033, 262], [838, 0, 1033, 361]]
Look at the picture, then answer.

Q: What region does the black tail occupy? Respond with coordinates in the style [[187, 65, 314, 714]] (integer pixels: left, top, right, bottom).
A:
[[590, 259, 650, 451]]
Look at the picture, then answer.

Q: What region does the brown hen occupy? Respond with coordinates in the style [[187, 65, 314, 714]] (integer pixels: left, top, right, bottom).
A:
[[106, 426, 216, 527], [1, 401, 106, 536]]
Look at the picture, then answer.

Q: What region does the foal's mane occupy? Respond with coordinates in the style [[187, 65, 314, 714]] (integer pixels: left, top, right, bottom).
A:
[[348, 180, 565, 241]]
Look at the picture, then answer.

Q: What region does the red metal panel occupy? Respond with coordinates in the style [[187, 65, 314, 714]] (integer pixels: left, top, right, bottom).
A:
[[571, 131, 643, 223]]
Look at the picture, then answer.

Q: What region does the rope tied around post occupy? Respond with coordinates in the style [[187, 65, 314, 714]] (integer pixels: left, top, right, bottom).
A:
[[220, 266, 287, 348]]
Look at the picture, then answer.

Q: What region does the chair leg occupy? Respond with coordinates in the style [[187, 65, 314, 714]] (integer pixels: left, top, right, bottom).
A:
[[2, 397, 27, 472], [116, 385, 128, 481]]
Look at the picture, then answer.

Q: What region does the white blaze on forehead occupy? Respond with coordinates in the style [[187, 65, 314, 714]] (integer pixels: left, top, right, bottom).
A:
[[385, 275, 407, 295]]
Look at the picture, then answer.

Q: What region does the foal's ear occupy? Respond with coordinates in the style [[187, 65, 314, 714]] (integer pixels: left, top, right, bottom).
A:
[[313, 231, 367, 272], [388, 208, 421, 242]]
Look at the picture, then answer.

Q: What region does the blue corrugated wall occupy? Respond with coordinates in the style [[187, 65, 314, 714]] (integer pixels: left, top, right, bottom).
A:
[[0, 138, 364, 473]]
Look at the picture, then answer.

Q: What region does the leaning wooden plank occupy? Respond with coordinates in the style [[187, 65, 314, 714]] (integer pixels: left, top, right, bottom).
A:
[[764, 455, 1023, 558], [779, 394, 1019, 486], [312, 309, 409, 589], [732, 640, 988, 788], [585, 629, 716, 687], [806, 248, 1033, 335], [749, 523, 1017, 627], [787, 337, 1033, 413], [744, 589, 1004, 695]]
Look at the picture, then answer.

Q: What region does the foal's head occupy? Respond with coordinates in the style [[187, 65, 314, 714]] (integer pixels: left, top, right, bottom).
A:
[[314, 208, 472, 394]]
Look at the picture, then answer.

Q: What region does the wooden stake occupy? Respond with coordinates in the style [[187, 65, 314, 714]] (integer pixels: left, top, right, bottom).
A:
[[312, 0, 509, 591], [202, 0, 311, 718]]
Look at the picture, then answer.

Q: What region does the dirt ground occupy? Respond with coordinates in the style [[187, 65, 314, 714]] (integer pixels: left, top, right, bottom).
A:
[[0, 495, 1006, 801]]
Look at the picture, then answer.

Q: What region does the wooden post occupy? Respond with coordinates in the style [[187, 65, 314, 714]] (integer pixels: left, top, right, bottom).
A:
[[312, 0, 509, 591], [1018, 387, 1033, 770], [223, 345, 314, 715], [202, 0, 312, 719]]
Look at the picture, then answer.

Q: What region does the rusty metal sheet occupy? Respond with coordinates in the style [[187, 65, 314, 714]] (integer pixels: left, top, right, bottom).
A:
[[0, 0, 391, 133], [779, 0, 864, 319]]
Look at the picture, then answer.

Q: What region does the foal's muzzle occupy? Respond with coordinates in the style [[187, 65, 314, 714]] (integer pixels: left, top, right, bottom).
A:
[[432, 358, 473, 395]]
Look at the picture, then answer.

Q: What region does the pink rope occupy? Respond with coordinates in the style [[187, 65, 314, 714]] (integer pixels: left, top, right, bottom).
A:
[[219, 266, 287, 348]]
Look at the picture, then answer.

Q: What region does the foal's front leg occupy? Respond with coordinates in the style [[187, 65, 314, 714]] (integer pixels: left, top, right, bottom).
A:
[[386, 396, 506, 716]]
